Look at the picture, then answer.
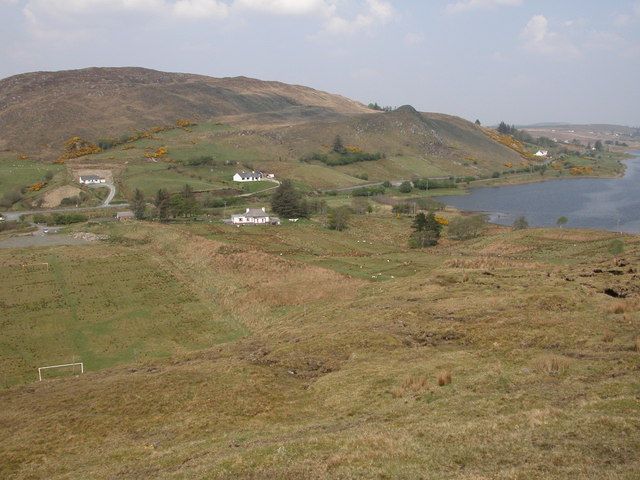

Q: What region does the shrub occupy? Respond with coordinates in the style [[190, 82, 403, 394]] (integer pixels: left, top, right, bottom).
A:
[[512, 216, 529, 230], [52, 213, 87, 225], [185, 155, 217, 166], [327, 206, 350, 231], [399, 181, 413, 193], [413, 179, 456, 190], [59, 196, 79, 206], [352, 185, 385, 197], [393, 203, 415, 214], [447, 215, 488, 240], [608, 239, 624, 257], [351, 197, 371, 214], [382, 180, 392, 188]]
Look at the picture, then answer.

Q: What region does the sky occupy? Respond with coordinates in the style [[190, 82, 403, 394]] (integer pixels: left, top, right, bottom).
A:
[[0, 0, 639, 126]]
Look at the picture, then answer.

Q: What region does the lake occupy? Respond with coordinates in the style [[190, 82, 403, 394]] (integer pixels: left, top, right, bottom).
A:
[[438, 151, 640, 233]]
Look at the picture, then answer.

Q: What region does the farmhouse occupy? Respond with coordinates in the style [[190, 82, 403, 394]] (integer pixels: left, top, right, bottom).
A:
[[230, 207, 280, 225], [534, 150, 548, 157], [79, 175, 106, 185], [233, 171, 263, 182]]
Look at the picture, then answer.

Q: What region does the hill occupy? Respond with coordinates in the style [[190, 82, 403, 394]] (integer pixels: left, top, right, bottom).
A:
[[0, 67, 545, 203], [0, 67, 371, 154], [1, 217, 639, 478]]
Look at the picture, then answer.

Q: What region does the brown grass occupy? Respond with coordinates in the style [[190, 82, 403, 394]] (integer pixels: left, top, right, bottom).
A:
[[634, 337, 640, 352], [391, 375, 430, 398], [437, 370, 452, 386], [533, 354, 570, 376]]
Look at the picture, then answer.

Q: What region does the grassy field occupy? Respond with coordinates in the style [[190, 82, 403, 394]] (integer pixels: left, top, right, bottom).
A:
[[0, 237, 246, 387], [0, 155, 65, 196], [0, 212, 639, 478]]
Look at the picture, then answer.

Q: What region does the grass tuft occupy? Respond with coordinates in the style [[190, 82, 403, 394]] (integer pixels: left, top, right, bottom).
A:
[[437, 370, 452, 386]]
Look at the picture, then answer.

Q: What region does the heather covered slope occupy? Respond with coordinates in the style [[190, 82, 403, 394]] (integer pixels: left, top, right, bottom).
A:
[[0, 67, 371, 153], [1, 219, 639, 479]]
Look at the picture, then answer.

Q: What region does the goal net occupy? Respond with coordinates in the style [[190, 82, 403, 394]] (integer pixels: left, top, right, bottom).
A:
[[38, 362, 84, 381]]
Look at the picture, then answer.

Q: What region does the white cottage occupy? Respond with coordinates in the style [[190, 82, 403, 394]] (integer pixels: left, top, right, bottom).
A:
[[79, 175, 106, 184], [230, 207, 279, 225], [233, 171, 263, 182], [534, 150, 548, 157]]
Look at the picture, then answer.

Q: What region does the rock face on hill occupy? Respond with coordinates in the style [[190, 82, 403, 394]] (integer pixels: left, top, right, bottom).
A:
[[0, 67, 371, 154]]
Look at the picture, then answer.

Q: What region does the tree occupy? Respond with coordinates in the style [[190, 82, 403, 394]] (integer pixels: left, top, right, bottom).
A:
[[497, 121, 510, 134], [131, 188, 146, 220], [594, 140, 604, 152], [328, 206, 350, 231], [448, 215, 487, 240], [332, 135, 347, 154], [409, 212, 442, 248], [271, 179, 307, 218], [399, 181, 413, 193], [154, 189, 170, 221], [475, 119, 481, 126], [556, 216, 568, 228], [512, 216, 529, 230], [179, 183, 199, 217]]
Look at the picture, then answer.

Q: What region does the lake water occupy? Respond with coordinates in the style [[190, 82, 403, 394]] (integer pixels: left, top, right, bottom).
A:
[[438, 151, 640, 233]]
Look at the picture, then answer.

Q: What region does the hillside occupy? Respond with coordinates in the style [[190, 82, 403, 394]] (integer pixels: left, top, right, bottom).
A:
[[0, 67, 544, 203], [1, 217, 639, 478], [0, 67, 371, 154]]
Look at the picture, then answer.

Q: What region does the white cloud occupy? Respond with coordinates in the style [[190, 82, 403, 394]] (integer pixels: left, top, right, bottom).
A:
[[173, 0, 229, 18], [18, 0, 393, 36], [612, 1, 640, 26], [403, 32, 424, 46], [322, 0, 394, 35], [234, 0, 332, 16], [446, 0, 521, 14], [520, 14, 580, 58]]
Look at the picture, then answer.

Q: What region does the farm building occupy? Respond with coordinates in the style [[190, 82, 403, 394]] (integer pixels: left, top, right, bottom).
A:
[[534, 150, 548, 157], [230, 207, 280, 225], [79, 175, 106, 184], [233, 171, 263, 182]]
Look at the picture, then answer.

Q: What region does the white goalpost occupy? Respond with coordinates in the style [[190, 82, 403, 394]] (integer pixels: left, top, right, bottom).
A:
[[38, 362, 84, 381]]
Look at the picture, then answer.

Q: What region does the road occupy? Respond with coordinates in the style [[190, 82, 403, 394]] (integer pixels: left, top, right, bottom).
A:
[[2, 182, 125, 221]]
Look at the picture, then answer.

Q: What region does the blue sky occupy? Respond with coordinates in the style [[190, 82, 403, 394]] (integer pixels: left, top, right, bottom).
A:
[[1, 0, 639, 125]]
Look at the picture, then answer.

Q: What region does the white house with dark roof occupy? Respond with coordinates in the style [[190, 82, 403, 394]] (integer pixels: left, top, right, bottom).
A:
[[233, 171, 263, 182], [79, 175, 106, 185], [230, 207, 280, 225]]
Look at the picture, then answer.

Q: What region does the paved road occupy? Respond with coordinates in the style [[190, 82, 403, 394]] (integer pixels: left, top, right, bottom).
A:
[[91, 182, 116, 207]]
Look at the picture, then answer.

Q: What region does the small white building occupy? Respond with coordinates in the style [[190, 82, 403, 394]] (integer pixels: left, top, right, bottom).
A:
[[79, 175, 106, 185], [230, 207, 279, 225], [534, 150, 548, 157], [233, 171, 263, 182], [116, 211, 135, 221]]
